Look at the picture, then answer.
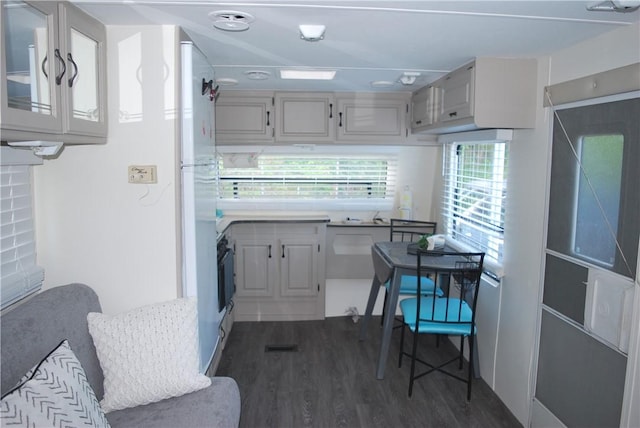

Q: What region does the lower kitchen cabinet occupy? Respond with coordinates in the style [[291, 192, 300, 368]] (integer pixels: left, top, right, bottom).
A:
[[231, 222, 326, 321]]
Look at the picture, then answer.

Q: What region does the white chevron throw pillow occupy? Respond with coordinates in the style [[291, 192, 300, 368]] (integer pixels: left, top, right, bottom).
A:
[[87, 298, 211, 413], [0, 340, 110, 427]]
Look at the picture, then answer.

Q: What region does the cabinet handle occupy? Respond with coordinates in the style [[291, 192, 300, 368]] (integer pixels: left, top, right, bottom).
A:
[[282, 244, 285, 258], [266, 111, 270, 126], [54, 49, 66, 86], [268, 244, 272, 258], [415, 120, 422, 125], [41, 55, 48, 79], [67, 53, 78, 88], [449, 111, 457, 118], [339, 112, 343, 127], [329, 103, 333, 118]]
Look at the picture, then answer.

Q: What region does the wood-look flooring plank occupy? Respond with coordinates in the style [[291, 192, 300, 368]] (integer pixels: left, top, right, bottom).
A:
[[216, 316, 522, 428]]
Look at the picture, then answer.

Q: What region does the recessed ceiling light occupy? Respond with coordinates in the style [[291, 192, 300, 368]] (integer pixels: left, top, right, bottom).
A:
[[244, 70, 271, 80], [209, 10, 254, 32], [280, 69, 336, 80], [216, 78, 238, 86], [370, 80, 395, 88]]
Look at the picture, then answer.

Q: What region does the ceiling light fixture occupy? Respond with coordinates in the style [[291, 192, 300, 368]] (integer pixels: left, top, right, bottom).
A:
[[299, 24, 326, 42], [399, 71, 421, 85], [209, 10, 254, 31], [244, 70, 271, 80], [216, 78, 238, 86], [370, 80, 395, 88], [280, 69, 336, 80]]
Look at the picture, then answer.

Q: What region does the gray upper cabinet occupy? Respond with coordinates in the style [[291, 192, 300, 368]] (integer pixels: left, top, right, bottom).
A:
[[1, 1, 107, 143], [215, 92, 274, 143], [275, 92, 335, 142], [411, 85, 438, 129], [411, 57, 537, 134], [336, 94, 408, 143]]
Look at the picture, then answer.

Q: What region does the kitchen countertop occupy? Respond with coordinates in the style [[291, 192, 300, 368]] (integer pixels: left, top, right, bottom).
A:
[[216, 214, 331, 236]]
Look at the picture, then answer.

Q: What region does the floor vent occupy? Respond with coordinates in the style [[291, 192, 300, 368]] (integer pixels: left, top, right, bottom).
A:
[[265, 344, 298, 353]]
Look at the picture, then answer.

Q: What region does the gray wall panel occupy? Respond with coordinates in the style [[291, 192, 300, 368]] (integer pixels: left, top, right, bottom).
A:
[[543, 254, 587, 324], [536, 310, 627, 428]]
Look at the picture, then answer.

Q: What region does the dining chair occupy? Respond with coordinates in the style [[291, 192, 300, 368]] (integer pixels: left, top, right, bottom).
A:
[[381, 219, 440, 327], [398, 250, 484, 400]]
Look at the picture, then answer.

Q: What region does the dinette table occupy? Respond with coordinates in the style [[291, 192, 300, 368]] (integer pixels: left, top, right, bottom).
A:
[[358, 241, 481, 380]]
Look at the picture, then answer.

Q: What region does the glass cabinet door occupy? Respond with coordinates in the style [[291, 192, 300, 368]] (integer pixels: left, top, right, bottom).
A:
[[60, 2, 106, 136], [1, 0, 62, 133]]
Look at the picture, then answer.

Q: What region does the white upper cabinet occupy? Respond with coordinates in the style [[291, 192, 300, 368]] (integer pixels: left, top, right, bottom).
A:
[[411, 57, 537, 134], [274, 92, 335, 142], [1, 1, 107, 143], [411, 85, 438, 129], [336, 94, 408, 143], [215, 92, 274, 143]]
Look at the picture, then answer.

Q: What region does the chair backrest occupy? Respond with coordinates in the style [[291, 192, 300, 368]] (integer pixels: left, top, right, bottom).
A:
[[416, 251, 484, 328], [390, 219, 437, 242]]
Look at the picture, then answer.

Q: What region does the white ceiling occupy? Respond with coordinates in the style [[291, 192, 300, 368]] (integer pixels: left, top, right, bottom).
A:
[[75, 0, 640, 93]]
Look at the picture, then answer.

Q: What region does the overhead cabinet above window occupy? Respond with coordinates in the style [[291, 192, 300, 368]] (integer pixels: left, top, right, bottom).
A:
[[411, 57, 537, 134], [215, 90, 412, 145], [0, 1, 107, 143]]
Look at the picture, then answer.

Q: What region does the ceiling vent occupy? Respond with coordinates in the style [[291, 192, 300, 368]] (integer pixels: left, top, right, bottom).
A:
[[244, 70, 271, 80], [586, 0, 640, 12], [209, 10, 255, 31]]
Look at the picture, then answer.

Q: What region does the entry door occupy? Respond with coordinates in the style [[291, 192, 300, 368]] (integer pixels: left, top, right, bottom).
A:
[[535, 97, 639, 427]]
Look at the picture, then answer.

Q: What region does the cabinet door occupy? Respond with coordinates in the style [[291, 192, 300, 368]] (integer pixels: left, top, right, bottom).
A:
[[215, 95, 274, 143], [275, 92, 334, 142], [1, 1, 62, 133], [59, 2, 107, 137], [440, 63, 474, 123], [279, 237, 318, 297], [411, 85, 438, 129], [234, 239, 277, 298], [336, 97, 406, 142]]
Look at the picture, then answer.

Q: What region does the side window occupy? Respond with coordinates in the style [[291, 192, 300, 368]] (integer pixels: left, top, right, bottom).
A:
[[442, 142, 508, 266], [573, 134, 624, 267]]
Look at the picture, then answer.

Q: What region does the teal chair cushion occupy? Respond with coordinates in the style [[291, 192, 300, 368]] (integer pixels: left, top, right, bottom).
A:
[[400, 296, 475, 336], [384, 275, 443, 297]]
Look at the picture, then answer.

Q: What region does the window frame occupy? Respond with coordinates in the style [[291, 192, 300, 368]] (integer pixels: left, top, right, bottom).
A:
[[215, 145, 399, 212], [441, 138, 510, 278]]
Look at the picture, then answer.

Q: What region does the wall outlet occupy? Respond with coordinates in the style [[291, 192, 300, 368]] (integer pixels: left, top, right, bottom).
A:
[[128, 165, 157, 183]]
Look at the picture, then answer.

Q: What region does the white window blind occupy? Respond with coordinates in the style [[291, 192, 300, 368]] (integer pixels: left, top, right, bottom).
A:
[[1, 165, 44, 309], [217, 153, 397, 209], [442, 142, 508, 265]]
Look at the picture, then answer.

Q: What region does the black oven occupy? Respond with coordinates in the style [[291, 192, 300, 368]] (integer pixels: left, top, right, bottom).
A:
[[217, 236, 235, 313]]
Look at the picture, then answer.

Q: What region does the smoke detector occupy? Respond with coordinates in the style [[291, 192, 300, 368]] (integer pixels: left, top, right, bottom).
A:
[[209, 10, 255, 31], [399, 71, 421, 86]]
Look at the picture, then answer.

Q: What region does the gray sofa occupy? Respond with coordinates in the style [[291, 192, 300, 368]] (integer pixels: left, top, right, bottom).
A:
[[1, 283, 241, 427]]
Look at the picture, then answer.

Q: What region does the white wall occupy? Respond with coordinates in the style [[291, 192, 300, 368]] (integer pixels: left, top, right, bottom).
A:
[[34, 26, 183, 315]]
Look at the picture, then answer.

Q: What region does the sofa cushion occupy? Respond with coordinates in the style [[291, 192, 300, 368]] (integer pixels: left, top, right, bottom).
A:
[[87, 298, 211, 413], [0, 340, 110, 428], [106, 377, 241, 428], [0, 284, 105, 399]]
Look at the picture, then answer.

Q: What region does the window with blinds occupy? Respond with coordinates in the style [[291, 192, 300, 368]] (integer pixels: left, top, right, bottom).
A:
[[217, 153, 398, 209], [442, 142, 508, 265], [1, 165, 44, 309]]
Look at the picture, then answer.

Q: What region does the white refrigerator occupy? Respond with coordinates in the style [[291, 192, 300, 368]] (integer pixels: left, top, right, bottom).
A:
[[180, 40, 220, 373]]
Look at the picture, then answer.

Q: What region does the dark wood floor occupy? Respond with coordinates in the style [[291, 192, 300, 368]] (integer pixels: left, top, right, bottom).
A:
[[216, 316, 522, 428]]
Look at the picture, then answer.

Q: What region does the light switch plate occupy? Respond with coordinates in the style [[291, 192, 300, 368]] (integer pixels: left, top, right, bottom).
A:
[[128, 165, 157, 183]]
